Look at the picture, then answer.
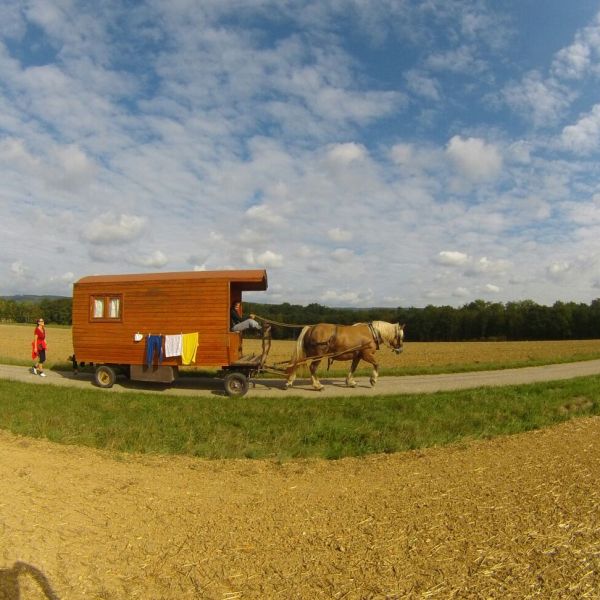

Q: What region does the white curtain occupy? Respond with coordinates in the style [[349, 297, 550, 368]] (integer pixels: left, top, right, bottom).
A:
[[94, 298, 104, 318], [109, 298, 120, 318]]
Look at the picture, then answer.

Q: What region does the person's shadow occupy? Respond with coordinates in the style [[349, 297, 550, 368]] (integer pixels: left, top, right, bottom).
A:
[[0, 562, 59, 600]]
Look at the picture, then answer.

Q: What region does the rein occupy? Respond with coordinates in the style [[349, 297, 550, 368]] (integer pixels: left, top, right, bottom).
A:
[[254, 315, 310, 329]]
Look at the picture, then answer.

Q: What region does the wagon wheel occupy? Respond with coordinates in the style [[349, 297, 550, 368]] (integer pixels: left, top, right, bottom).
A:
[[223, 372, 249, 397], [94, 365, 117, 389]]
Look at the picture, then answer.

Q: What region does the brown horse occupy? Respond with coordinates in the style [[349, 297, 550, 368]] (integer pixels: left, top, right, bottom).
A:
[[284, 321, 404, 391]]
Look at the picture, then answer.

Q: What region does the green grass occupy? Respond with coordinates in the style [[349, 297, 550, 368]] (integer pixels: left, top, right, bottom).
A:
[[375, 352, 600, 376], [1, 376, 599, 460]]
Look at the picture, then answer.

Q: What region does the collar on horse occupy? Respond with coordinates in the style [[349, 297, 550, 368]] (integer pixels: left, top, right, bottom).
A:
[[367, 322, 381, 349]]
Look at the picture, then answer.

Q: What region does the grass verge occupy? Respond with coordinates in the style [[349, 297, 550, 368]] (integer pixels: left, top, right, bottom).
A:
[[1, 376, 599, 460]]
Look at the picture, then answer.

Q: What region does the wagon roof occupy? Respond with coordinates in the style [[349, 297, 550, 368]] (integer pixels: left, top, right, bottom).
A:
[[74, 269, 268, 291]]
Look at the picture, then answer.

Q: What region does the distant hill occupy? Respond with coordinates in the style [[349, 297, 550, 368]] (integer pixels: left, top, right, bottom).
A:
[[1, 295, 70, 303]]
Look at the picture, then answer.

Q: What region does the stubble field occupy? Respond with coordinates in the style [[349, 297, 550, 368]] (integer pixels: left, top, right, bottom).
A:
[[4, 322, 600, 373]]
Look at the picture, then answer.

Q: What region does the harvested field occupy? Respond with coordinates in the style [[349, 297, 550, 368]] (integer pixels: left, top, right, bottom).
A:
[[1, 417, 599, 598], [3, 323, 600, 372]]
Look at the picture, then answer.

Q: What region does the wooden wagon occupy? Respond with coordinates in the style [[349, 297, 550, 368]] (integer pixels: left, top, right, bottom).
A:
[[71, 269, 269, 396]]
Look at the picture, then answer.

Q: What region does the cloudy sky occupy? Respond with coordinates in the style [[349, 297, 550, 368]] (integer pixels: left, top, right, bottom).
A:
[[2, 1, 600, 307]]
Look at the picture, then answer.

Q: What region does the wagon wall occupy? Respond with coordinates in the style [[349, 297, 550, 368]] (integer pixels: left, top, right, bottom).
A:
[[72, 277, 242, 367]]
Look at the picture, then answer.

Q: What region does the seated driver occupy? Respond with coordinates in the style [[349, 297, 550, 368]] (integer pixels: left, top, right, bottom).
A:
[[230, 301, 262, 332]]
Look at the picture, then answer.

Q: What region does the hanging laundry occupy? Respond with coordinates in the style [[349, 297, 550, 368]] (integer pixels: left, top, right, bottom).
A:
[[145, 334, 163, 366], [164, 334, 183, 358], [181, 332, 199, 365]]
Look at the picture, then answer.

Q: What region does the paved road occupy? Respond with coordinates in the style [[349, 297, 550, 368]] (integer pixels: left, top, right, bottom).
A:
[[2, 359, 600, 397]]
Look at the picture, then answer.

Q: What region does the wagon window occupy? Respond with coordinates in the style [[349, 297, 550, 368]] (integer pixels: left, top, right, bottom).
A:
[[108, 297, 121, 319], [93, 298, 104, 319], [90, 295, 122, 321]]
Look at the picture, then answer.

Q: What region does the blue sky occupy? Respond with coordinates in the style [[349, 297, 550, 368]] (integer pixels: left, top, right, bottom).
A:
[[2, 1, 600, 307]]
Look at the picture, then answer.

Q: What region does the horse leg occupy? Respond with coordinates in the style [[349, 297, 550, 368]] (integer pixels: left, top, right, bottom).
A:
[[284, 364, 297, 389], [361, 351, 379, 387], [309, 359, 324, 391], [370, 362, 379, 387], [345, 355, 361, 387]]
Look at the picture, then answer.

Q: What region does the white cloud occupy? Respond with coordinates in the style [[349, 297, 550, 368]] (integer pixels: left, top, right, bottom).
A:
[[49, 145, 97, 191], [405, 70, 440, 101], [484, 283, 500, 293], [10, 260, 27, 277], [435, 251, 469, 266], [246, 204, 285, 225], [551, 14, 600, 79], [553, 41, 591, 79], [322, 290, 360, 304], [390, 143, 413, 166], [256, 250, 283, 268], [130, 250, 168, 269], [425, 46, 486, 74], [563, 193, 600, 225], [321, 289, 373, 306], [49, 271, 75, 285], [507, 141, 532, 165], [469, 257, 511, 275], [502, 71, 572, 127], [0, 137, 37, 166], [83, 214, 147, 245], [547, 261, 572, 280], [561, 104, 600, 154], [331, 248, 355, 263], [326, 142, 367, 164], [327, 228, 352, 242], [446, 136, 502, 182], [453, 287, 470, 298]]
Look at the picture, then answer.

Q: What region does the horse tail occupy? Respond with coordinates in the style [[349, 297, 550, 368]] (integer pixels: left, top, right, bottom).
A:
[[291, 325, 311, 365]]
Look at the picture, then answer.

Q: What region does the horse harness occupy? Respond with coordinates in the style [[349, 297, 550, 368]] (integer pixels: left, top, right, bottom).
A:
[[367, 322, 381, 349]]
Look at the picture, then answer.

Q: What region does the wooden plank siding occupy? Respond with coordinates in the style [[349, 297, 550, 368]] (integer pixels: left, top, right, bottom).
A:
[[72, 270, 267, 367]]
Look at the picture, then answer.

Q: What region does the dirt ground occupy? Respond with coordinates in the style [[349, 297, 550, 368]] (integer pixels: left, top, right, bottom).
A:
[[1, 410, 599, 599]]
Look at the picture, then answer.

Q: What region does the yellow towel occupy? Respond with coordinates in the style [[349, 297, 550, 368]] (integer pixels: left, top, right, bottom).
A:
[[181, 332, 199, 365]]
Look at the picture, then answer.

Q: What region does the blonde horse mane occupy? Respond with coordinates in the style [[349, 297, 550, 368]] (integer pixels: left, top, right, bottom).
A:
[[371, 321, 401, 345]]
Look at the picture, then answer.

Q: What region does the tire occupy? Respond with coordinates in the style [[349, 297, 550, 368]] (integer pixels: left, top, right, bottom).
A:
[[223, 372, 249, 397], [94, 365, 117, 389]]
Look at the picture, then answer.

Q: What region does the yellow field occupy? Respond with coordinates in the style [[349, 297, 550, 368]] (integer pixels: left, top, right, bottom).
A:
[[3, 323, 600, 372], [0, 323, 74, 366]]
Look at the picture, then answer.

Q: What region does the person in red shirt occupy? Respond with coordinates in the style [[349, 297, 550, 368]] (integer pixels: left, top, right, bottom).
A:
[[31, 318, 48, 377]]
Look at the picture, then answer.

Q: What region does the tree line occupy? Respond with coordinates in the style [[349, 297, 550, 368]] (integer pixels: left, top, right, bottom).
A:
[[0, 297, 72, 326], [245, 298, 600, 341], [2, 296, 600, 341]]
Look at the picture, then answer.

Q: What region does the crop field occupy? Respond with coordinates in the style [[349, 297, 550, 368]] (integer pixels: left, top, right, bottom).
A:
[[3, 322, 600, 373]]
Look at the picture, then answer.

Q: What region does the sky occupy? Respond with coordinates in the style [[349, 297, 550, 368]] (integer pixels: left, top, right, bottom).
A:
[[2, 0, 600, 308]]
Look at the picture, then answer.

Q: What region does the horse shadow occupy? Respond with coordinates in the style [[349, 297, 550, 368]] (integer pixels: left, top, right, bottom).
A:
[[0, 562, 59, 599]]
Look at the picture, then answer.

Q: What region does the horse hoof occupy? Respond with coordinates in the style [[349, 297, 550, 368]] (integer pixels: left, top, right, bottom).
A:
[[370, 379, 377, 387]]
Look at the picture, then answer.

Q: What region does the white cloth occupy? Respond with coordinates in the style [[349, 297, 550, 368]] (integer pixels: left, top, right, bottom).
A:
[[164, 334, 183, 358]]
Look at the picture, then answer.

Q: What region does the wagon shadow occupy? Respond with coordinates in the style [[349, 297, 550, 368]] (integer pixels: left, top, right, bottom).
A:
[[250, 377, 342, 392]]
